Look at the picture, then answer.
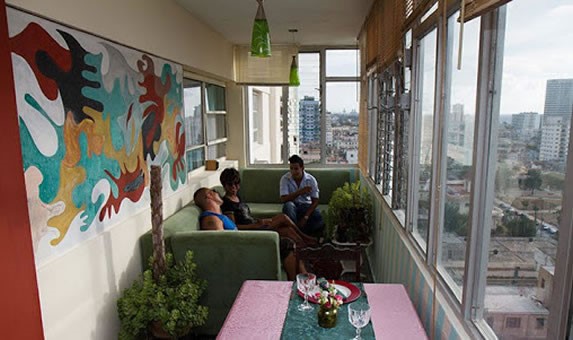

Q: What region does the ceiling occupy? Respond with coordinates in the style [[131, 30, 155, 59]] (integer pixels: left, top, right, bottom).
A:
[[176, 0, 374, 46]]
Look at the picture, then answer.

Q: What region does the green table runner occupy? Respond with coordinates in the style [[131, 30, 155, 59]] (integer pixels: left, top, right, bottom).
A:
[[281, 282, 375, 339]]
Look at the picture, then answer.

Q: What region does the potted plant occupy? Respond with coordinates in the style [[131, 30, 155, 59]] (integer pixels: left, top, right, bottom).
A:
[[117, 251, 208, 339], [117, 166, 208, 339], [325, 180, 372, 245]]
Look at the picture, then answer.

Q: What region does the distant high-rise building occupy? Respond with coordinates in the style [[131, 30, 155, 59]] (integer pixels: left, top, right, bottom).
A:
[[540, 79, 573, 163], [448, 103, 465, 147], [325, 112, 333, 146], [543, 79, 573, 116], [447, 103, 474, 165], [539, 115, 571, 162], [299, 96, 320, 143], [511, 112, 540, 140]]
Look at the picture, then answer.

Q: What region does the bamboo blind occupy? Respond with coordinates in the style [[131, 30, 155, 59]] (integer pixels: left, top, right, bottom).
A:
[[463, 0, 512, 21]]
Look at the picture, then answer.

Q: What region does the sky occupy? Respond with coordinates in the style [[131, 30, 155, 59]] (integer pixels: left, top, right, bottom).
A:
[[499, 0, 573, 115]]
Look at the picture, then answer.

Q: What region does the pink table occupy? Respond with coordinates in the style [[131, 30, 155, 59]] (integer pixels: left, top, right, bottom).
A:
[[217, 280, 428, 339]]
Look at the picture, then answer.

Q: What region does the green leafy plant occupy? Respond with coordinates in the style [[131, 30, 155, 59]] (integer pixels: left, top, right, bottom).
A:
[[325, 181, 372, 243], [117, 251, 208, 339]]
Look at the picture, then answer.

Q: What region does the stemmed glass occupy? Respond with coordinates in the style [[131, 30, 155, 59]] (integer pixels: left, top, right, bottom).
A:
[[348, 302, 371, 340], [296, 273, 316, 312]]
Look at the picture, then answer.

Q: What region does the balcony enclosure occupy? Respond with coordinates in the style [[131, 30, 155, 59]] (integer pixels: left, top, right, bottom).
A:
[[2, 0, 573, 339]]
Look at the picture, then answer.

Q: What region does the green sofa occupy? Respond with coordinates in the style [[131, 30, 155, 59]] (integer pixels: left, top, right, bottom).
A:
[[239, 168, 359, 218], [138, 167, 359, 335]]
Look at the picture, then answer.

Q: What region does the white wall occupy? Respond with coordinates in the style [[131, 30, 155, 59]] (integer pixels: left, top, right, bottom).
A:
[[7, 0, 234, 81], [5, 1, 237, 338]]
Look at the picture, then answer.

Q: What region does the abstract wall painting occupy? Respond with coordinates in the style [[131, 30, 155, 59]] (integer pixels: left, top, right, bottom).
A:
[[7, 8, 187, 264]]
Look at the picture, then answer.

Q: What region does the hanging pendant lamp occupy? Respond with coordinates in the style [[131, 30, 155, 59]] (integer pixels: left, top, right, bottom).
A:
[[250, 0, 271, 57], [289, 55, 300, 86], [288, 29, 300, 86]]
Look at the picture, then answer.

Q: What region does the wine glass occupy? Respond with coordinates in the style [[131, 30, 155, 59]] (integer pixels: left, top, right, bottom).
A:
[[348, 302, 371, 340], [296, 273, 316, 312]]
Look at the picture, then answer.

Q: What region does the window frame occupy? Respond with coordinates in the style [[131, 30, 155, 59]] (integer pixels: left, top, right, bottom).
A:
[[245, 46, 360, 167], [183, 74, 227, 174]]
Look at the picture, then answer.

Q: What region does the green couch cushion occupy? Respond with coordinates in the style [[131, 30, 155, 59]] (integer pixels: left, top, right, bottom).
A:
[[170, 230, 281, 335], [139, 204, 202, 270], [239, 168, 358, 204], [247, 203, 329, 219]]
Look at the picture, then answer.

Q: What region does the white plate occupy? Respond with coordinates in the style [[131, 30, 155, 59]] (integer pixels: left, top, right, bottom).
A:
[[304, 283, 350, 298], [333, 284, 351, 298]]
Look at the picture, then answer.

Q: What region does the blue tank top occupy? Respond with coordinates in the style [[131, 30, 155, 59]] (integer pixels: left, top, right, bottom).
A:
[[199, 211, 237, 230]]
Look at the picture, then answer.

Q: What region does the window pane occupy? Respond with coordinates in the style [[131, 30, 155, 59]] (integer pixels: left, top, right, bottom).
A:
[[326, 82, 359, 164], [413, 28, 437, 249], [183, 79, 203, 147], [288, 52, 321, 164], [484, 1, 572, 339], [326, 49, 359, 77], [186, 148, 204, 172], [205, 84, 226, 112], [438, 12, 480, 298], [206, 114, 227, 142], [248, 86, 284, 164], [368, 74, 379, 179], [207, 142, 226, 159]]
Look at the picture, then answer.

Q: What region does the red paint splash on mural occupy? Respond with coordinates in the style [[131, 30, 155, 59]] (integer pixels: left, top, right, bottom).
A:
[[172, 121, 185, 180], [137, 55, 171, 159], [99, 160, 145, 221], [10, 22, 72, 101]]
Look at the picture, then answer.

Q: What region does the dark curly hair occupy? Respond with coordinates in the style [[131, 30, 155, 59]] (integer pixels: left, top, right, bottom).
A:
[[220, 167, 240, 186]]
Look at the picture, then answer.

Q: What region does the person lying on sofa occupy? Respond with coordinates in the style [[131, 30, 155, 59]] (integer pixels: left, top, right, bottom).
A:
[[219, 167, 318, 248], [193, 187, 306, 280]]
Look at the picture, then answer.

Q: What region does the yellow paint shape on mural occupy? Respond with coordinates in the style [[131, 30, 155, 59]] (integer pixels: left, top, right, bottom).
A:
[[25, 167, 65, 251], [163, 98, 179, 155], [47, 163, 87, 245]]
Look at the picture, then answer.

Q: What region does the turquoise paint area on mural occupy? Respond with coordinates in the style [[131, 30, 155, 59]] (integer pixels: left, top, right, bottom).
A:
[[73, 132, 120, 231], [82, 53, 143, 152], [20, 94, 65, 204], [160, 63, 187, 189]]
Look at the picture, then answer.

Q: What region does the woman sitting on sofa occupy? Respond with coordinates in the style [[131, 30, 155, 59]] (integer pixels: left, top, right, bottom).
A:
[[193, 187, 305, 280], [219, 167, 318, 248]]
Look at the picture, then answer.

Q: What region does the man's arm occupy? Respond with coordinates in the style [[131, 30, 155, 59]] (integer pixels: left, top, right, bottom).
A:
[[297, 197, 319, 227], [200, 215, 224, 230], [280, 186, 311, 203]]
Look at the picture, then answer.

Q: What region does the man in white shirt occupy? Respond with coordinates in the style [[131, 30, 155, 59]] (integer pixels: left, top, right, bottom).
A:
[[279, 155, 324, 236]]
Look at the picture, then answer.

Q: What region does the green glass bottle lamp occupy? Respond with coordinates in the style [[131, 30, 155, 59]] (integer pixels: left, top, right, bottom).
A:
[[289, 55, 300, 86], [250, 0, 271, 57]]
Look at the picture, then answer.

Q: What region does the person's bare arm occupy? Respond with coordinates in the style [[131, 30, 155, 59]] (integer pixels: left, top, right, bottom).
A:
[[200, 215, 223, 230], [280, 186, 312, 203], [297, 197, 319, 228], [236, 218, 272, 230]]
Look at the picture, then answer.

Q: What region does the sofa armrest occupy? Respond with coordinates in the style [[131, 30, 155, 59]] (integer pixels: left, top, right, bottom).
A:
[[170, 230, 282, 335]]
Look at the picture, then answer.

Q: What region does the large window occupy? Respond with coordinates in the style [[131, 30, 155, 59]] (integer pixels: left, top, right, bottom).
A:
[[247, 86, 284, 164], [366, 0, 573, 338], [246, 49, 360, 166], [438, 11, 480, 299], [367, 39, 410, 210], [183, 78, 227, 172], [411, 28, 437, 251], [483, 1, 569, 338]]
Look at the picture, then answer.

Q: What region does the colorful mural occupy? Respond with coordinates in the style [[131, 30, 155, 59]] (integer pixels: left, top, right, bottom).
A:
[[7, 8, 187, 263]]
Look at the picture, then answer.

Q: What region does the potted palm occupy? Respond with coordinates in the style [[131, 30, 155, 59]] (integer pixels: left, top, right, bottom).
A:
[[325, 181, 372, 245], [117, 165, 208, 339]]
